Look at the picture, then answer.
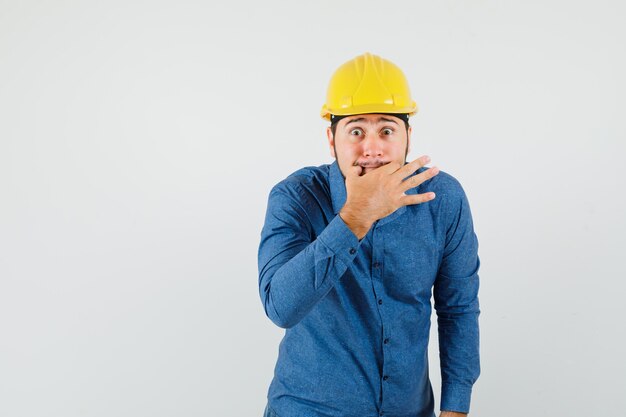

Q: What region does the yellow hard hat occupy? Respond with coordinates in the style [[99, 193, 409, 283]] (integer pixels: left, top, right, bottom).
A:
[[320, 52, 418, 121]]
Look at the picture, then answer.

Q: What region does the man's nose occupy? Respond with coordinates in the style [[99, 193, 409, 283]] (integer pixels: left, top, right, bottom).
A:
[[362, 135, 384, 157]]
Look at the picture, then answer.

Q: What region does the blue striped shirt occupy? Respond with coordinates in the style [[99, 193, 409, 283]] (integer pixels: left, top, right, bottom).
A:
[[258, 159, 480, 417]]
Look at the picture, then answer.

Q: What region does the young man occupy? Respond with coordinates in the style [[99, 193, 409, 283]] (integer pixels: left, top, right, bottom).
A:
[[258, 52, 481, 417]]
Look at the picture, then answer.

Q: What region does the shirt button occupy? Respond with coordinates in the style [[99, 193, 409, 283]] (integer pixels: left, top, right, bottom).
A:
[[349, 248, 356, 255], [383, 375, 389, 381], [378, 299, 383, 305], [383, 338, 389, 344], [373, 262, 380, 268]]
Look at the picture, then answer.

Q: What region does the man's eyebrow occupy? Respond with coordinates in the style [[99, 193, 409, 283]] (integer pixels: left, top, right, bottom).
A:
[[378, 117, 398, 125], [345, 117, 398, 126], [345, 117, 365, 125]]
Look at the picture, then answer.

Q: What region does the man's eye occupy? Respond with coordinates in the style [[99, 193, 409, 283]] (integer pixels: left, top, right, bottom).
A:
[[382, 128, 394, 135], [350, 129, 363, 136]]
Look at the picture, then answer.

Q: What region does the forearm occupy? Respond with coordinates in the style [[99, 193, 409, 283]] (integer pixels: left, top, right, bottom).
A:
[[434, 183, 481, 413], [436, 272, 480, 413], [259, 214, 361, 328]]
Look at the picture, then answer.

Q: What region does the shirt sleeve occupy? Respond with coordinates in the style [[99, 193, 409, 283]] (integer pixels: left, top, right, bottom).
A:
[[257, 182, 362, 329], [434, 180, 481, 414]]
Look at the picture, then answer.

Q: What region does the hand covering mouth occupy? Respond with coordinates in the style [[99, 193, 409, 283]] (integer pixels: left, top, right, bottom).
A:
[[359, 163, 386, 169]]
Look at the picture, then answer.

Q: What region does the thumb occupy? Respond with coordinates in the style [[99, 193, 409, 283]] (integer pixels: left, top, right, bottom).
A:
[[344, 163, 363, 179]]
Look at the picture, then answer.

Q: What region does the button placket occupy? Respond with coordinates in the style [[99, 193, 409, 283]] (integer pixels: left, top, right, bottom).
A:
[[372, 227, 389, 413]]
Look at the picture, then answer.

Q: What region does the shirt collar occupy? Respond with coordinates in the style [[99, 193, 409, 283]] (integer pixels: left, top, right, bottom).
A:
[[329, 159, 418, 226], [329, 159, 347, 215]]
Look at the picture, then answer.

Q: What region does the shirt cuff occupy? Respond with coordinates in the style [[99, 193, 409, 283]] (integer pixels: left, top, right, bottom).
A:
[[317, 214, 362, 267], [441, 383, 473, 414]]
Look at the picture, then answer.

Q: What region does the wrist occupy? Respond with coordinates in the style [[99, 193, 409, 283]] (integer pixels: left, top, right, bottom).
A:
[[339, 205, 373, 240]]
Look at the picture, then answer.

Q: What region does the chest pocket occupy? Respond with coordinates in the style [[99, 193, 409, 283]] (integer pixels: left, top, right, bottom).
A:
[[378, 217, 441, 303]]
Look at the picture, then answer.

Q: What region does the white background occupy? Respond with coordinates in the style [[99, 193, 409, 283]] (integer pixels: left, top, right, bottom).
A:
[[1, 1, 625, 416]]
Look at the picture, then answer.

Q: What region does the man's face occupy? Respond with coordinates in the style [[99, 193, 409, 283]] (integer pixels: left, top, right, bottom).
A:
[[326, 113, 412, 177]]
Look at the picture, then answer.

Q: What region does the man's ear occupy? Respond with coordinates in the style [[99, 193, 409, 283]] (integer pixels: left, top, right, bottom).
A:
[[326, 126, 336, 158]]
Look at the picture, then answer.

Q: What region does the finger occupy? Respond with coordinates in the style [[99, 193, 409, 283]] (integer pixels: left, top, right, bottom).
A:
[[380, 160, 403, 174], [399, 166, 440, 193], [399, 191, 436, 207], [393, 155, 431, 179]]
